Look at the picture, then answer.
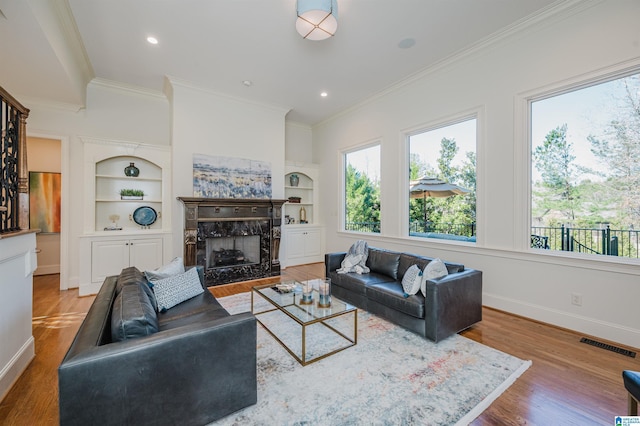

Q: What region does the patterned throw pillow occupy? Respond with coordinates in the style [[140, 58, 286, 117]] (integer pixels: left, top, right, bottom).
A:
[[421, 258, 449, 298], [149, 267, 204, 312], [402, 264, 423, 297], [145, 257, 185, 281]]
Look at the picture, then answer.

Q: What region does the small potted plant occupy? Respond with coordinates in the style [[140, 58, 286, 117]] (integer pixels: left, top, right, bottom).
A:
[[120, 189, 145, 200]]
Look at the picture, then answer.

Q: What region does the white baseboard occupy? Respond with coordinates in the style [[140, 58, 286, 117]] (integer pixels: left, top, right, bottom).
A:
[[483, 293, 640, 349], [79, 281, 102, 296], [35, 264, 60, 275], [0, 337, 35, 402]]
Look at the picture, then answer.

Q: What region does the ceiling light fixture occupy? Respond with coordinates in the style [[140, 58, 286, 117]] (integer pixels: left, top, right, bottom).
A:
[[296, 0, 338, 41], [320, 92, 328, 97], [146, 36, 158, 45]]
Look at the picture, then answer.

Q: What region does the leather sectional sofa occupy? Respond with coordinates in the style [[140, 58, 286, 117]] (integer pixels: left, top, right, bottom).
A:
[[58, 266, 256, 426], [325, 247, 482, 342]]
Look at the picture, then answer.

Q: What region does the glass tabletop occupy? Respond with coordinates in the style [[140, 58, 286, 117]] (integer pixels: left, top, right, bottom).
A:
[[252, 280, 355, 325]]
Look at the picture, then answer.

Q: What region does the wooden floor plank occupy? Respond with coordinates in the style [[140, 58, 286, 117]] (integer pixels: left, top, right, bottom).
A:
[[0, 263, 637, 425]]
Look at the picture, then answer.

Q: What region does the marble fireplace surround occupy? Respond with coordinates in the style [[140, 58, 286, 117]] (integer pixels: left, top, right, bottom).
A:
[[178, 197, 286, 286]]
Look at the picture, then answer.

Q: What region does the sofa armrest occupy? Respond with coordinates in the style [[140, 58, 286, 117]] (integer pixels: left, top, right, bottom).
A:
[[59, 312, 257, 426], [325, 252, 346, 277], [424, 269, 482, 342]]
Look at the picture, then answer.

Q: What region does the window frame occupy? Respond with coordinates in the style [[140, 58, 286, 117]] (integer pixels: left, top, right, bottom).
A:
[[341, 140, 382, 235], [404, 111, 480, 243], [518, 63, 640, 263]]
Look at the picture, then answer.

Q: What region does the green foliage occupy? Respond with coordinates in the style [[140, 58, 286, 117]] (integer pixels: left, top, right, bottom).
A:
[[533, 75, 640, 231], [120, 189, 144, 196], [532, 124, 580, 221], [409, 137, 476, 235], [345, 164, 380, 232]]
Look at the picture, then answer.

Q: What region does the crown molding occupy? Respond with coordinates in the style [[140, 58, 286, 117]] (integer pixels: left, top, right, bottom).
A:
[[19, 95, 85, 113], [285, 120, 312, 130], [165, 75, 291, 117], [315, 0, 601, 129], [78, 135, 171, 151], [89, 78, 168, 100]]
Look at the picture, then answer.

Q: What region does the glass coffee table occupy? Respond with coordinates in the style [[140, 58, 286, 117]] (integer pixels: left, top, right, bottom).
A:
[[251, 281, 357, 365]]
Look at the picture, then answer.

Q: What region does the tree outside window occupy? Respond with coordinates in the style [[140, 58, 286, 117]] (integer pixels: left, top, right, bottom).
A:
[[530, 72, 640, 258], [344, 145, 380, 233], [408, 118, 477, 241]]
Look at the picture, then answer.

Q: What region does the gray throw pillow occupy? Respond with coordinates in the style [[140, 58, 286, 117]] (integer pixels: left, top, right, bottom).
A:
[[149, 267, 204, 312], [144, 257, 185, 281]]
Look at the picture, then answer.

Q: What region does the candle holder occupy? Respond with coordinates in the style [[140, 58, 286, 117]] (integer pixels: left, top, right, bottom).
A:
[[318, 278, 331, 308], [300, 280, 314, 304]]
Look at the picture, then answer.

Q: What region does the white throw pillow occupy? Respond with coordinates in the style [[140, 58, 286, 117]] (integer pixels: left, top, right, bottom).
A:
[[145, 257, 185, 281], [421, 259, 449, 297], [150, 267, 204, 312], [402, 264, 422, 296]]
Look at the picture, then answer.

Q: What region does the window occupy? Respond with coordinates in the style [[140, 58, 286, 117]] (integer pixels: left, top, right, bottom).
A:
[[530, 71, 640, 258], [344, 144, 380, 233], [408, 118, 477, 242]]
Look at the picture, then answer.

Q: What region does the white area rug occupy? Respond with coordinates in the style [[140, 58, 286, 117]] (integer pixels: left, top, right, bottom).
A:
[[211, 293, 531, 425]]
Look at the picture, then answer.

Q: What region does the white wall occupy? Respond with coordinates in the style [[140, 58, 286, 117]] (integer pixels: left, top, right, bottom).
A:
[[285, 121, 313, 163], [313, 1, 640, 348], [167, 79, 289, 257], [26, 80, 170, 288]]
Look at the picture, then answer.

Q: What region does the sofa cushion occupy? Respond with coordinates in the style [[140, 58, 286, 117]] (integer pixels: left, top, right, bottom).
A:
[[158, 292, 230, 331], [116, 266, 158, 312], [398, 254, 432, 281], [150, 267, 205, 312], [144, 256, 185, 281], [111, 282, 159, 342], [329, 270, 396, 295], [366, 248, 401, 279], [401, 264, 422, 296], [367, 282, 425, 319]]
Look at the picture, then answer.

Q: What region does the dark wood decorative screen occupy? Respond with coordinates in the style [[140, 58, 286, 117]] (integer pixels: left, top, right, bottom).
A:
[[0, 86, 29, 234]]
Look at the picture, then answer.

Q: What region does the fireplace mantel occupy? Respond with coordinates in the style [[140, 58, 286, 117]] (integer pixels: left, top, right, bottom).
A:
[[177, 197, 287, 286]]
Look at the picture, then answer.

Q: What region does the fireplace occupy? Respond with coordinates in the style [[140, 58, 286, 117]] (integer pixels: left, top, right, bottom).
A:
[[178, 197, 286, 287]]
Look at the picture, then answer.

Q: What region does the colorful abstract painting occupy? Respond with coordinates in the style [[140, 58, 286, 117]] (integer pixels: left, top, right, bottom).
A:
[[29, 172, 61, 233], [193, 154, 272, 199]]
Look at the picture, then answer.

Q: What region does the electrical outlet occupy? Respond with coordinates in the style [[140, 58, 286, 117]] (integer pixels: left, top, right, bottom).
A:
[[571, 293, 583, 306]]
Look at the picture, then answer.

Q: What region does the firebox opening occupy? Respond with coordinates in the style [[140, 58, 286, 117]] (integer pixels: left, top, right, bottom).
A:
[[206, 235, 260, 269]]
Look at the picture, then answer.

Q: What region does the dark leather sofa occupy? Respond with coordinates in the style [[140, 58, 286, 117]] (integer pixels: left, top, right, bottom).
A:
[[326, 247, 482, 342], [58, 266, 257, 426]]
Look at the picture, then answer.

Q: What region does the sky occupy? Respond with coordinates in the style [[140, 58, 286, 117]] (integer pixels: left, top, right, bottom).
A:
[[345, 73, 639, 187], [531, 74, 638, 183]]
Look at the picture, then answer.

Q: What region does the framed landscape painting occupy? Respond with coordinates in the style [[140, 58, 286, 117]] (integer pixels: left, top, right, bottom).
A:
[[193, 154, 272, 199], [29, 171, 61, 233]]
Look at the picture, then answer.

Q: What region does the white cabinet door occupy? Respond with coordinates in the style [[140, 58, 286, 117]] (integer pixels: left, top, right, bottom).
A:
[[303, 228, 322, 258], [284, 226, 324, 266], [129, 238, 163, 272], [286, 229, 307, 261], [91, 240, 130, 282], [91, 238, 163, 282]]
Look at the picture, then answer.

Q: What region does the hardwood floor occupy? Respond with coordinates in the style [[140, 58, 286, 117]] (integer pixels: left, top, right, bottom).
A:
[[0, 263, 637, 425]]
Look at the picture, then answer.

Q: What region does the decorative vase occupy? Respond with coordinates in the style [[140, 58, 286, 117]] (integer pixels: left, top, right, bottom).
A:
[[289, 174, 299, 187], [124, 162, 140, 177], [299, 206, 307, 223]]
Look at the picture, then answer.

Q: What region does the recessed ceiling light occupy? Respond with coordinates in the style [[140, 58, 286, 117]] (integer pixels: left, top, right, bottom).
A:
[[398, 38, 416, 49], [147, 36, 158, 45], [242, 80, 253, 87], [320, 92, 328, 97]]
